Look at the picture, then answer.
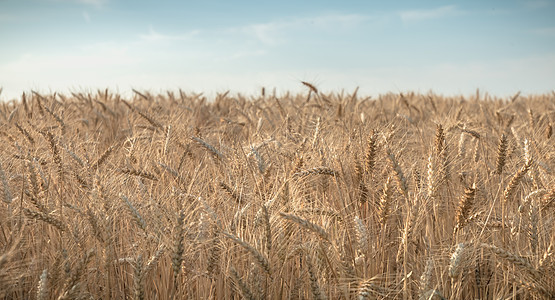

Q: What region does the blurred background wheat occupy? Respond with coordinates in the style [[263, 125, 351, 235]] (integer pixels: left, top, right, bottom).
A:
[[0, 89, 553, 299]]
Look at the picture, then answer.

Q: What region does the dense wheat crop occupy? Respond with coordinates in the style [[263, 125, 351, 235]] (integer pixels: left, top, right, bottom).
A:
[[0, 88, 553, 299]]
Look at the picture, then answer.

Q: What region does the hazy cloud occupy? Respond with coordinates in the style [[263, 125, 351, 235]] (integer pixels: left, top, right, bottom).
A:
[[523, 0, 552, 9], [237, 13, 369, 45], [400, 5, 461, 22], [82, 11, 91, 23], [530, 27, 555, 37], [138, 13, 369, 47], [69, 0, 107, 6], [0, 13, 16, 23]]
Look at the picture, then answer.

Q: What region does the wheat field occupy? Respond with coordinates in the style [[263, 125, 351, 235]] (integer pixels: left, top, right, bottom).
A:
[[0, 88, 553, 299]]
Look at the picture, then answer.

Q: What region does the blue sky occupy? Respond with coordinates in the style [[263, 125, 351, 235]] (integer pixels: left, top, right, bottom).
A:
[[1, 0, 554, 100]]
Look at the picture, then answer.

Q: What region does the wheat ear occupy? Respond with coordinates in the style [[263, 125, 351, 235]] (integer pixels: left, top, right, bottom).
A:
[[0, 161, 14, 204], [120, 194, 147, 232], [387, 149, 408, 198], [36, 269, 48, 300], [191, 136, 224, 161], [495, 133, 508, 174], [279, 212, 330, 241], [449, 243, 466, 278], [133, 255, 145, 300], [292, 167, 338, 178], [480, 243, 540, 280], [222, 232, 271, 275], [91, 144, 117, 170], [172, 210, 184, 281], [305, 252, 327, 300], [23, 208, 67, 232], [229, 266, 256, 300], [379, 177, 392, 229], [354, 216, 369, 253], [454, 183, 477, 236], [365, 129, 378, 174], [504, 160, 532, 203]]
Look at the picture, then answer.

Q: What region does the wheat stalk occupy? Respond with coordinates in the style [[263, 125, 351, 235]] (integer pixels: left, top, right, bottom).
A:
[[14, 122, 35, 145]]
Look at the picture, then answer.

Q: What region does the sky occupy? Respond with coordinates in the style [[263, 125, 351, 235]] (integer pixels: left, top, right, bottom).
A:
[[0, 0, 554, 100]]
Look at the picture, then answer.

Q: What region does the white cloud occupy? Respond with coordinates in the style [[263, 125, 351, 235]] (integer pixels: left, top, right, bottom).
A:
[[45, 0, 108, 7], [0, 42, 139, 100], [139, 26, 200, 42], [65, 0, 107, 7], [212, 49, 267, 63], [76, 0, 104, 5], [360, 54, 555, 97], [400, 5, 461, 22]]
